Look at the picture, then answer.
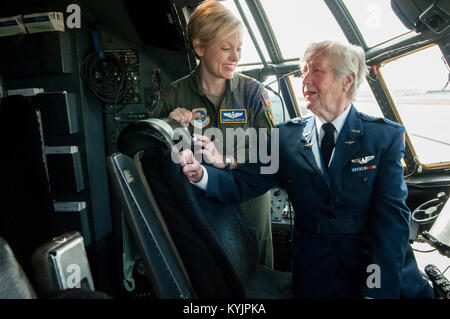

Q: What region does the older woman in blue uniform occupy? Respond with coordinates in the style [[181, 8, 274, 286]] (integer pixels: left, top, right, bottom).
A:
[[180, 40, 434, 299]]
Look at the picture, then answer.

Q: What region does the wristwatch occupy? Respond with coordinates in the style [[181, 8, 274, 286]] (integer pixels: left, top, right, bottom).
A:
[[224, 155, 233, 169]]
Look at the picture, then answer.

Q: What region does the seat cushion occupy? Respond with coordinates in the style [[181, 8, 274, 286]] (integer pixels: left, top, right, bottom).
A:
[[141, 143, 259, 298], [119, 121, 293, 298], [0, 238, 36, 299]]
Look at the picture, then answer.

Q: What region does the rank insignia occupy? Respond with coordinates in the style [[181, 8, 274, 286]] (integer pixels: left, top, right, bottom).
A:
[[191, 107, 210, 128]]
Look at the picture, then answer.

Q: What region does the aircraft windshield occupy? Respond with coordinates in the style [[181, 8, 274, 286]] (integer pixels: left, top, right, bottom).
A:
[[380, 45, 450, 165], [259, 0, 348, 59], [228, 0, 413, 61], [221, 0, 271, 64], [342, 0, 413, 48], [223, 0, 348, 63], [225, 0, 450, 166]]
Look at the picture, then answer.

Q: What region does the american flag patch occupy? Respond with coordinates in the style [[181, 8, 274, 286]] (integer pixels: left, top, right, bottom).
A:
[[351, 165, 376, 173], [262, 91, 271, 106]]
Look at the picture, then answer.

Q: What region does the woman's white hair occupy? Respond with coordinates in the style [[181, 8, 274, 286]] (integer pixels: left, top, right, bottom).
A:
[[302, 40, 368, 100]]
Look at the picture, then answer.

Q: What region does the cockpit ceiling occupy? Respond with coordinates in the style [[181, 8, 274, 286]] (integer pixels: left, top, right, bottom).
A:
[[391, 0, 450, 34]]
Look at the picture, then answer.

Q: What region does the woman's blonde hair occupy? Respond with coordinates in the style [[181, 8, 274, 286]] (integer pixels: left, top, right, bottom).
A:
[[187, 0, 243, 53]]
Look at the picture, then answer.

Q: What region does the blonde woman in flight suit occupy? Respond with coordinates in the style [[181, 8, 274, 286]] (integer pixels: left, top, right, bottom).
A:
[[153, 0, 275, 268]]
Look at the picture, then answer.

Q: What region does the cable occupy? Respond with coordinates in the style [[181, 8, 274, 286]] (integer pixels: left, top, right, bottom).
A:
[[265, 85, 286, 122], [403, 157, 419, 178], [81, 51, 128, 105], [265, 67, 302, 86], [443, 264, 450, 275], [264, 65, 287, 122], [172, 1, 194, 73], [272, 65, 286, 123], [288, 200, 294, 234]]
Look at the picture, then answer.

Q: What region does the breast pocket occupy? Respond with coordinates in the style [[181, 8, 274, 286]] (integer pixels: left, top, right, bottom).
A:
[[342, 156, 378, 191]]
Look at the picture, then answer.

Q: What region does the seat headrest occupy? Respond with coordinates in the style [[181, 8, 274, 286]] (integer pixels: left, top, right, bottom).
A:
[[117, 117, 190, 157]]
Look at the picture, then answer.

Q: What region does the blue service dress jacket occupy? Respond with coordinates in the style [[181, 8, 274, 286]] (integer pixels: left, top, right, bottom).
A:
[[203, 105, 432, 298]]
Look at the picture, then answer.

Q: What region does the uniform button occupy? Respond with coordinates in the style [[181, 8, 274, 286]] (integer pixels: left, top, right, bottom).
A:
[[362, 177, 368, 183]]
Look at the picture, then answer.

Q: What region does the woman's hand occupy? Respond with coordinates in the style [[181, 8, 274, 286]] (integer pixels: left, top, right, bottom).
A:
[[179, 149, 204, 183], [168, 107, 195, 125], [193, 134, 225, 168]]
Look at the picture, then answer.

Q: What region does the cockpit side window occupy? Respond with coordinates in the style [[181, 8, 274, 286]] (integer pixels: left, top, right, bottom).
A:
[[379, 44, 450, 166]]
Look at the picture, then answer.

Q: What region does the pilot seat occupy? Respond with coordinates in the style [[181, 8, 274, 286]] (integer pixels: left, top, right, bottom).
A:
[[107, 117, 293, 299]]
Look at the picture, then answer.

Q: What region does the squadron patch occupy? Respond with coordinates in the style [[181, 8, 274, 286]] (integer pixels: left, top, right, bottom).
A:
[[262, 91, 271, 106], [220, 109, 247, 123], [191, 107, 210, 128]]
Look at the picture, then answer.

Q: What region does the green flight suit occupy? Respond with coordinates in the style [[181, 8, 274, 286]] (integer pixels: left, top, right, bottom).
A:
[[153, 67, 275, 269]]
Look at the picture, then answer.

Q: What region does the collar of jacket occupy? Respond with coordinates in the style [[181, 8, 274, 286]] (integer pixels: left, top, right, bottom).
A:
[[299, 105, 363, 137], [188, 65, 239, 96], [339, 104, 364, 140]]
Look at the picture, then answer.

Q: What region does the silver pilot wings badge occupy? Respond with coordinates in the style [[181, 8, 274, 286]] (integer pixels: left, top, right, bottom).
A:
[[351, 155, 375, 164]]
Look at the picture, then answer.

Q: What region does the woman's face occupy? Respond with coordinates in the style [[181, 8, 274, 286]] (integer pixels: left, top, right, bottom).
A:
[[195, 30, 243, 81], [301, 54, 351, 117]]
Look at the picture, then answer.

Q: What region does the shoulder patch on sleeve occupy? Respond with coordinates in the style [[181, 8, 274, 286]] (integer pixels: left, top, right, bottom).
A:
[[262, 91, 272, 106]]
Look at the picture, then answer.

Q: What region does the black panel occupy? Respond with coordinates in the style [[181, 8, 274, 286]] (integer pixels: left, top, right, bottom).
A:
[[32, 92, 79, 136], [0, 31, 72, 76], [390, 0, 449, 33], [46, 148, 85, 193], [0, 95, 57, 277], [125, 1, 184, 50], [0, 0, 193, 297]]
